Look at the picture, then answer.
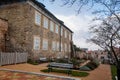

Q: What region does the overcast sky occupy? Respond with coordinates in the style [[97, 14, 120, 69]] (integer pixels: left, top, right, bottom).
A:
[[38, 0, 101, 50]]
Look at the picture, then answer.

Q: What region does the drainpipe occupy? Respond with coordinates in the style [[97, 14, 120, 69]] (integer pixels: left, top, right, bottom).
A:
[[60, 25, 61, 52]]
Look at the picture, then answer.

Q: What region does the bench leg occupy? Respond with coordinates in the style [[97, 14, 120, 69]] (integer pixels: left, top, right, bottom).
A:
[[68, 69, 72, 76], [48, 67, 52, 72]]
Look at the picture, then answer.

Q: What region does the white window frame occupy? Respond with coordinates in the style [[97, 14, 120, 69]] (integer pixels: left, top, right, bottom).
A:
[[69, 33, 71, 40], [42, 39, 48, 50], [61, 43, 63, 51], [33, 36, 40, 50], [57, 42, 59, 51], [50, 21, 54, 32], [69, 44, 71, 52], [65, 30, 67, 38], [43, 16, 48, 29], [55, 24, 59, 34], [35, 11, 41, 26], [65, 43, 67, 52], [61, 27, 63, 36], [52, 41, 56, 51]]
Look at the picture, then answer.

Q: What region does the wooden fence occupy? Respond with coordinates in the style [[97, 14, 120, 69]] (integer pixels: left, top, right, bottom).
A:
[[0, 52, 28, 66]]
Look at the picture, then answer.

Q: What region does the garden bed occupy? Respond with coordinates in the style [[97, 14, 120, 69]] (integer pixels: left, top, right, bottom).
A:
[[79, 59, 100, 71], [111, 65, 117, 80], [41, 69, 89, 77]]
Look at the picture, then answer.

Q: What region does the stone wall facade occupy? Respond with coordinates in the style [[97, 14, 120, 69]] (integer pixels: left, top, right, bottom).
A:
[[0, 1, 73, 60]]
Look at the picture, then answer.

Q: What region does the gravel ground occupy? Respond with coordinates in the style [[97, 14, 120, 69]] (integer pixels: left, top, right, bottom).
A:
[[0, 70, 73, 80], [0, 63, 112, 80]]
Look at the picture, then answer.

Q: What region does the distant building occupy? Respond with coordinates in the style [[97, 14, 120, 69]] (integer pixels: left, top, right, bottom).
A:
[[87, 50, 110, 63], [80, 48, 88, 52], [113, 47, 120, 59], [0, 0, 73, 60]]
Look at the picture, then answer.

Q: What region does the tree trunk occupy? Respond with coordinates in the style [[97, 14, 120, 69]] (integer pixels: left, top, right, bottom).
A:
[[117, 60, 120, 80]]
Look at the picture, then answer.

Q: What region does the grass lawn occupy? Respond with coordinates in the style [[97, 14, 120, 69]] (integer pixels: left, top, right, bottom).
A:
[[111, 65, 117, 80], [41, 69, 89, 77]]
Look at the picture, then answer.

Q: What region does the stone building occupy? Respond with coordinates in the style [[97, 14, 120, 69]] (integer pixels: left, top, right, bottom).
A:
[[0, 0, 73, 60]]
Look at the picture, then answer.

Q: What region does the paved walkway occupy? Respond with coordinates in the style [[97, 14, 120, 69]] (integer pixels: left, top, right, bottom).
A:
[[82, 64, 112, 80], [0, 63, 112, 80]]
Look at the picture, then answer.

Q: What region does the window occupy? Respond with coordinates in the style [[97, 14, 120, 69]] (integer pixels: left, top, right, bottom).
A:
[[61, 27, 63, 36], [52, 41, 56, 51], [35, 11, 41, 25], [55, 24, 59, 34], [42, 39, 48, 50], [69, 44, 71, 52], [61, 43, 63, 51], [50, 21, 54, 32], [69, 33, 71, 40], [33, 36, 40, 50], [57, 42, 59, 51], [65, 30, 67, 38], [65, 43, 67, 52], [43, 16, 48, 29]]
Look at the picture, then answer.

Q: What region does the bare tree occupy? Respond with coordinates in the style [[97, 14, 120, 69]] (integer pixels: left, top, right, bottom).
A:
[[50, 0, 120, 79], [89, 17, 120, 79]]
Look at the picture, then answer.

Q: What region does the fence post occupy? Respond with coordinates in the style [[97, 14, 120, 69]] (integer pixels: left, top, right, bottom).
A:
[[26, 53, 28, 63], [15, 52, 17, 65]]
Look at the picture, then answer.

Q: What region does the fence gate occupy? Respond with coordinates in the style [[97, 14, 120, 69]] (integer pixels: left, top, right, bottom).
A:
[[0, 52, 28, 66]]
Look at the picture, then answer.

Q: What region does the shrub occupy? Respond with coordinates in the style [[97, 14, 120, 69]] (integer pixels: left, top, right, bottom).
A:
[[92, 59, 100, 66], [70, 58, 80, 69], [55, 58, 69, 63], [111, 65, 117, 80], [27, 59, 39, 65], [72, 71, 89, 77], [79, 66, 91, 71], [86, 62, 96, 70], [85, 60, 99, 70], [79, 59, 86, 63]]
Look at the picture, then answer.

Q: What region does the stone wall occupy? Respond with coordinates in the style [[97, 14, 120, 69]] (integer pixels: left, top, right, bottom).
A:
[[0, 18, 8, 52]]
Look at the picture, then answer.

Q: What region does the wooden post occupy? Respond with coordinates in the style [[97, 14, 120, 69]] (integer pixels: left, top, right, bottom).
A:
[[26, 53, 28, 63], [15, 52, 17, 65]]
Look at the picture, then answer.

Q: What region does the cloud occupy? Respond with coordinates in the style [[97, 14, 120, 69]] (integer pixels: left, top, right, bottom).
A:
[[55, 14, 101, 50]]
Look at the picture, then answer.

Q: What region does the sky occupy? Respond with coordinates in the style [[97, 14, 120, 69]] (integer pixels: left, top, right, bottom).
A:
[[38, 0, 101, 50]]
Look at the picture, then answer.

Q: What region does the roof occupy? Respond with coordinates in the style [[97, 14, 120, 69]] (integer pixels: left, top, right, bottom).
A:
[[0, 0, 73, 33]]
